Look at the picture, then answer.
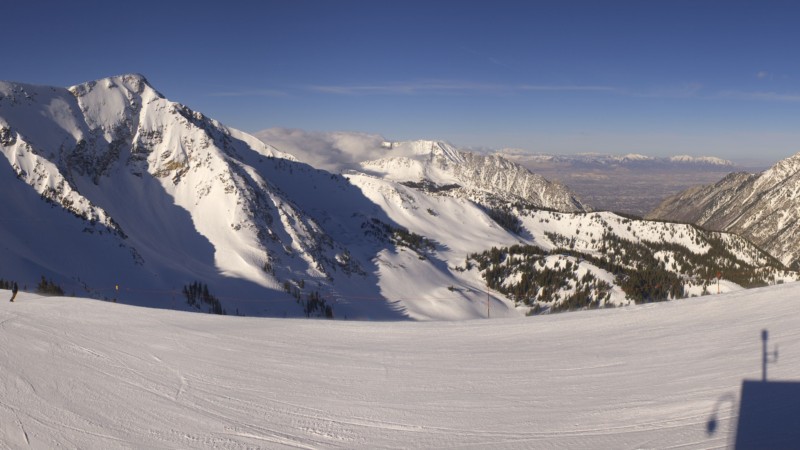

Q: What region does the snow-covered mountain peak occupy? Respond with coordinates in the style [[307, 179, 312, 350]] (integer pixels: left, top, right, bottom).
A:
[[359, 139, 586, 212], [755, 151, 800, 187], [620, 153, 653, 161], [1, 74, 346, 317], [69, 73, 162, 100], [379, 139, 465, 163], [669, 155, 734, 166]]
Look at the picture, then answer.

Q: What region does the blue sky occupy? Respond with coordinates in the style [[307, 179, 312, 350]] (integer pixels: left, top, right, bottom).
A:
[[4, 1, 800, 162]]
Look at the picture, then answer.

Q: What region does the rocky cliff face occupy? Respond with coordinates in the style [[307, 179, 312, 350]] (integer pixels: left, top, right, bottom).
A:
[[647, 153, 800, 267]]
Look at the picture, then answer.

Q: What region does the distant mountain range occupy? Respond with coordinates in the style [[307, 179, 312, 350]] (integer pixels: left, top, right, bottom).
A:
[[0, 75, 793, 319], [496, 149, 735, 169]]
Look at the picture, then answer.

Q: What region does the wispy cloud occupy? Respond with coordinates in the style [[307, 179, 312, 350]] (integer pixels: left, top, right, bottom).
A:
[[756, 70, 771, 80], [307, 80, 800, 104], [717, 90, 800, 102], [630, 83, 704, 99], [518, 84, 620, 93], [308, 81, 499, 95], [207, 89, 289, 98], [308, 81, 619, 96]]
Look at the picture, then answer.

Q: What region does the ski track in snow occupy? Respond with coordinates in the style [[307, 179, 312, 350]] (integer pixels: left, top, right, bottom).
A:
[[2, 285, 800, 448]]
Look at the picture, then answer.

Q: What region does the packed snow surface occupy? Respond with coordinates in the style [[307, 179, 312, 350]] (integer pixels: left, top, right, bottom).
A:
[[2, 284, 798, 449]]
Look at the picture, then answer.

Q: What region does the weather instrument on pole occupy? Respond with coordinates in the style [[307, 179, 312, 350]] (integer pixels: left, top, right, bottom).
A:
[[761, 329, 778, 382]]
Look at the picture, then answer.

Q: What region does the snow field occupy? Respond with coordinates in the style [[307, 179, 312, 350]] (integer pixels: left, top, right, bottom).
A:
[[2, 284, 799, 448], [521, 210, 712, 255]]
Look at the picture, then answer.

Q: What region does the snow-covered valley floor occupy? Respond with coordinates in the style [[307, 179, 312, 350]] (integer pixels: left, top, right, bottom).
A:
[[2, 285, 799, 449]]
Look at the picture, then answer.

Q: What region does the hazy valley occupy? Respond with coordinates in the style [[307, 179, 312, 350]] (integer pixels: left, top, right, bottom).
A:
[[499, 150, 769, 216]]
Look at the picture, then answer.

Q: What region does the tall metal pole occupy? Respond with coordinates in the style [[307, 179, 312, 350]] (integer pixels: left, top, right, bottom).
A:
[[762, 329, 768, 382], [487, 287, 490, 319]]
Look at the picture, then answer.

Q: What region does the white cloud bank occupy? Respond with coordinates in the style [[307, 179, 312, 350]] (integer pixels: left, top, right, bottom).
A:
[[255, 127, 441, 173]]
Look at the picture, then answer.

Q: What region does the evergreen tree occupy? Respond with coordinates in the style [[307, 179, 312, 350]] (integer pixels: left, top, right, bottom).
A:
[[36, 276, 64, 296]]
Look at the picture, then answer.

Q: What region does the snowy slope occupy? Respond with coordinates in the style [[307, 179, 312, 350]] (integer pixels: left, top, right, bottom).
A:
[[342, 169, 794, 314], [462, 209, 795, 312], [2, 284, 799, 448]]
